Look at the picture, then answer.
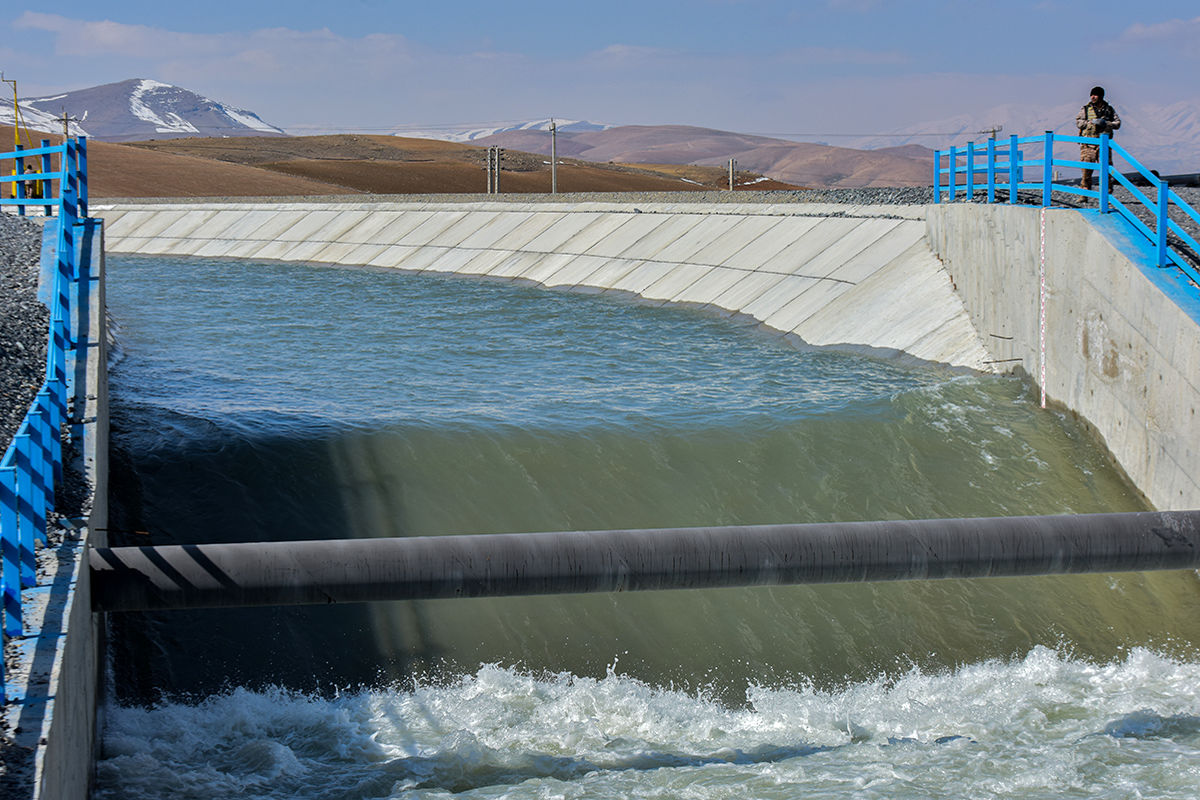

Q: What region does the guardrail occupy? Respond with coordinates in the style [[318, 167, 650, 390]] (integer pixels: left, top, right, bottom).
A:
[[0, 136, 88, 703], [933, 132, 1200, 287]]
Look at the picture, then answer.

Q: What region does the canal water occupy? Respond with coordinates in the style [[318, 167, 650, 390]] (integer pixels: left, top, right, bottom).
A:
[[95, 253, 1200, 799]]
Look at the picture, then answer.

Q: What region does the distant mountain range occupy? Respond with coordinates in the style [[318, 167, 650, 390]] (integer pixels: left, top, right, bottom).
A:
[[466, 124, 935, 188], [2, 79, 1195, 184], [393, 118, 612, 143], [0, 78, 285, 142]]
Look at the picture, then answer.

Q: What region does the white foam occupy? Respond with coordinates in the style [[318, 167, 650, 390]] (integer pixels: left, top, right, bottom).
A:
[[95, 648, 1200, 799]]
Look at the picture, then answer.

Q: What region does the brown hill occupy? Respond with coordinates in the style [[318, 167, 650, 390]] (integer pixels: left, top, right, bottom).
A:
[[2, 124, 358, 197], [2, 125, 801, 197], [475, 124, 935, 188]]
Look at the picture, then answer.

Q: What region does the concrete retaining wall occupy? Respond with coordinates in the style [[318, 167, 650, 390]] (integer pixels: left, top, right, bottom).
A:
[[928, 203, 1200, 511], [11, 219, 108, 799], [95, 200, 994, 372]]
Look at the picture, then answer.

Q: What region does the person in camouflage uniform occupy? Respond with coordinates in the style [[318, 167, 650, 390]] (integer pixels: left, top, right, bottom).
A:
[[1075, 86, 1121, 193]]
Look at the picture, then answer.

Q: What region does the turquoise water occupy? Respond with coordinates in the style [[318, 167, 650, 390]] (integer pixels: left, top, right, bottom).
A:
[[96, 253, 1200, 799]]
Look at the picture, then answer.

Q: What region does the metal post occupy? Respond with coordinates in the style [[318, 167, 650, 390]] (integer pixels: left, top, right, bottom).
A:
[[39, 139, 51, 216], [14, 143, 25, 216], [948, 146, 957, 200], [1041, 131, 1054, 207], [77, 136, 88, 218], [966, 142, 975, 201], [495, 147, 501, 193], [25, 421, 48, 549], [13, 435, 37, 588], [35, 392, 59, 500], [56, 172, 75, 358], [933, 150, 941, 203], [728, 158, 736, 191], [1099, 134, 1110, 214], [1157, 179, 1169, 267], [1009, 134, 1019, 204], [550, 121, 557, 194], [986, 137, 996, 203], [0, 466, 21, 637]]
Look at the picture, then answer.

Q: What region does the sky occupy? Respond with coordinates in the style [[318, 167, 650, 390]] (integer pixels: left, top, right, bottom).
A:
[[1, 1, 1197, 138]]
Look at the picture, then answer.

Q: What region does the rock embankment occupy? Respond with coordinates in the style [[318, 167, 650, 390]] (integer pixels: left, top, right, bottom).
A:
[[0, 214, 47, 455]]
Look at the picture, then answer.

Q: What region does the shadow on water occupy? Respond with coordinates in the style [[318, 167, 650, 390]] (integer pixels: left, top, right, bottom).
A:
[[104, 404, 1200, 707], [106, 415, 447, 702]]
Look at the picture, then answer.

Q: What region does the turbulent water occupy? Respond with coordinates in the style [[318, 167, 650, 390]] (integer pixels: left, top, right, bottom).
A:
[[96, 253, 1200, 799]]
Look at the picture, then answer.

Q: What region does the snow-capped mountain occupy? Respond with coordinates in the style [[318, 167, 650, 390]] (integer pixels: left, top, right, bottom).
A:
[[843, 100, 1200, 175], [392, 118, 612, 143], [0, 79, 286, 142]]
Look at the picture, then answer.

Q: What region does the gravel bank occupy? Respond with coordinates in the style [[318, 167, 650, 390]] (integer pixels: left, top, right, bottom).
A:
[[0, 214, 47, 456]]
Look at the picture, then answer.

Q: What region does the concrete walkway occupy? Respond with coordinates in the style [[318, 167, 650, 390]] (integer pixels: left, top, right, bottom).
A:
[[94, 200, 995, 372]]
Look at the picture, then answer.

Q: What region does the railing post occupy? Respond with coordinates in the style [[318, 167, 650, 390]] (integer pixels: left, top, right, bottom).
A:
[[0, 466, 21, 638], [26, 417, 50, 549], [1042, 131, 1054, 208], [14, 435, 38, 588], [933, 150, 941, 203], [986, 137, 996, 203], [948, 146, 957, 201], [37, 389, 62, 487], [77, 136, 88, 219], [1157, 179, 1169, 267], [966, 142, 975, 201], [56, 168, 77, 359], [14, 143, 26, 217], [1099, 134, 1110, 214], [1009, 134, 1019, 204], [40, 139, 52, 216]]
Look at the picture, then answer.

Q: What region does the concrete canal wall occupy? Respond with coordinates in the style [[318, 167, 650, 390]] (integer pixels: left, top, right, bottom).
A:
[[928, 204, 1200, 511], [94, 200, 994, 371]]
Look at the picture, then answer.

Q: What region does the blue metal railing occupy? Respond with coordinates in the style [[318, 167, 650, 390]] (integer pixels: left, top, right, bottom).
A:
[[934, 132, 1200, 287], [0, 136, 88, 703]]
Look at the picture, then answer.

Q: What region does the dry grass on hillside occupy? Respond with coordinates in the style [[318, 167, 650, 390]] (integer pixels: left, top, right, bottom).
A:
[[1, 125, 803, 197]]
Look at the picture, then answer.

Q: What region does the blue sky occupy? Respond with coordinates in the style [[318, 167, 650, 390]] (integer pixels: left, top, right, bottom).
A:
[[2, 1, 1197, 136]]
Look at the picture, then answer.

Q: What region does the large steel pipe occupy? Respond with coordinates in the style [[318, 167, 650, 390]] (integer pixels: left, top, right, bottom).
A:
[[90, 511, 1200, 612]]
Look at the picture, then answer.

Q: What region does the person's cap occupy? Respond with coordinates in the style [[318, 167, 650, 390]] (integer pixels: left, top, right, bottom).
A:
[[1090, 86, 1105, 99]]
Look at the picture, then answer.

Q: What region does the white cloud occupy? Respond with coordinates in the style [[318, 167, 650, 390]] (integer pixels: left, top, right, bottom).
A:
[[15, 12, 207, 58], [1114, 16, 1200, 57], [589, 44, 678, 63], [13, 12, 415, 73]]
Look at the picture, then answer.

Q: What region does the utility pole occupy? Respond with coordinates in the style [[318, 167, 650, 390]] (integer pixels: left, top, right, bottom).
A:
[[57, 110, 79, 141], [550, 119, 557, 194], [485, 146, 503, 194], [979, 124, 1003, 140], [728, 158, 736, 191], [2, 73, 22, 150]]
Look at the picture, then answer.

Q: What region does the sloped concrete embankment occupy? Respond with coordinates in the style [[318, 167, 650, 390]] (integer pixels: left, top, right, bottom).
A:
[[928, 204, 1200, 511], [95, 200, 993, 371]]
